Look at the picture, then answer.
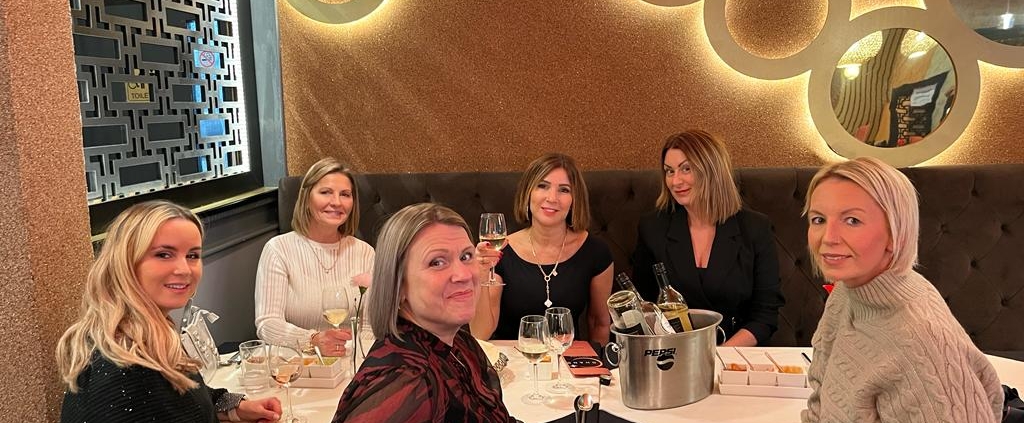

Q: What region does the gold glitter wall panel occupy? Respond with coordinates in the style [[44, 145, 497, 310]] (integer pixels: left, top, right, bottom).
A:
[[725, 0, 827, 59], [0, 1, 93, 421], [278, 0, 1024, 174]]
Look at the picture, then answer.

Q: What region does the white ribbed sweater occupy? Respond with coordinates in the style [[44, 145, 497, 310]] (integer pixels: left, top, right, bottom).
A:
[[801, 270, 1003, 423], [254, 231, 375, 347]]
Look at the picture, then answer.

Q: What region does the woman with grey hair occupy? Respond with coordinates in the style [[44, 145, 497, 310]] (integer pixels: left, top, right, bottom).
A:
[[332, 203, 516, 423], [801, 157, 1002, 423]]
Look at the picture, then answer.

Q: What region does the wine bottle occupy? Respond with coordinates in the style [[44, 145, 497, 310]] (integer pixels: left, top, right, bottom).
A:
[[605, 290, 651, 335], [653, 262, 695, 332], [614, 273, 674, 335]]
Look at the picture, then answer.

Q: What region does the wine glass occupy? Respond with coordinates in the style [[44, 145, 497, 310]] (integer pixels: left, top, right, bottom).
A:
[[321, 287, 351, 351], [545, 306, 575, 393], [518, 315, 550, 404], [268, 345, 307, 423], [479, 213, 507, 286]]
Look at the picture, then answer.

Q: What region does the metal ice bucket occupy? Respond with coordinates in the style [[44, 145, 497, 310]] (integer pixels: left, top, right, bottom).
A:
[[605, 309, 722, 410]]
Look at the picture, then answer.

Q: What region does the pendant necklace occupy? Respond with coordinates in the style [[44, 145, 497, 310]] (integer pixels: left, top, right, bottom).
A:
[[529, 228, 566, 308], [304, 236, 342, 273]]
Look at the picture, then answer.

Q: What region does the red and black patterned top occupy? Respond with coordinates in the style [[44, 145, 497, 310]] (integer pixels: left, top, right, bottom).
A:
[[332, 318, 517, 423]]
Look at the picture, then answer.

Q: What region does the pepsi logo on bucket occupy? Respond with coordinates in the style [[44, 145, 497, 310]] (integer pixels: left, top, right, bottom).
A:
[[644, 348, 676, 371]]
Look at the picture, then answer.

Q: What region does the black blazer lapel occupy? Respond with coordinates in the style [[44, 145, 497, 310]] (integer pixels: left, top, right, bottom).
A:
[[664, 209, 713, 307], [704, 214, 742, 290]]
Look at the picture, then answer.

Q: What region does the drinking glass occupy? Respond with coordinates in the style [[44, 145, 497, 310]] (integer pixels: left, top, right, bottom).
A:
[[518, 315, 550, 404], [321, 287, 351, 351], [268, 345, 307, 423], [545, 306, 575, 393], [479, 213, 507, 286], [238, 340, 269, 394]]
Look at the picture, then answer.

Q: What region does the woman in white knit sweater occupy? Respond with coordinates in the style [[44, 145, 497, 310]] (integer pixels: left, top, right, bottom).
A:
[[255, 157, 375, 356], [801, 157, 1003, 423]]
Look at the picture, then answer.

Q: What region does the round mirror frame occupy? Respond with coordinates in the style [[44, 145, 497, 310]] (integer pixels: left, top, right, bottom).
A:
[[807, 8, 979, 167], [645, 0, 1023, 166]]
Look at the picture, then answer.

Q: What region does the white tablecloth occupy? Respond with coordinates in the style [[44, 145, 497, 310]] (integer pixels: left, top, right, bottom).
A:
[[208, 342, 1024, 423]]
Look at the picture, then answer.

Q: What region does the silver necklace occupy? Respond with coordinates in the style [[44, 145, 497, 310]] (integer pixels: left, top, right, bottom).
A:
[[529, 228, 566, 308], [304, 236, 342, 273]]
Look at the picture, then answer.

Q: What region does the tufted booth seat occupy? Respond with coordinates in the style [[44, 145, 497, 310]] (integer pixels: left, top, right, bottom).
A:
[[277, 164, 1024, 357]]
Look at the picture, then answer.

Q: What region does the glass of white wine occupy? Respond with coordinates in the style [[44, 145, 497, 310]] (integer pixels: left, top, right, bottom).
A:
[[321, 287, 350, 351], [518, 315, 550, 404], [545, 306, 575, 394], [268, 345, 306, 423], [479, 212, 507, 287]]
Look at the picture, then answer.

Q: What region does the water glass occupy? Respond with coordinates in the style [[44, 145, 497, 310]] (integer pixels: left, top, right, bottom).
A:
[[238, 340, 269, 394]]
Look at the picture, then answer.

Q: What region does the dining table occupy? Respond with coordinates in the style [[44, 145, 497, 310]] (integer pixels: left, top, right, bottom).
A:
[[208, 341, 1024, 423]]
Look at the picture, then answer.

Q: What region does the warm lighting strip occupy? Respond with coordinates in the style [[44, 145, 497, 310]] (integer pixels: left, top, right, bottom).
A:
[[284, 0, 386, 24]]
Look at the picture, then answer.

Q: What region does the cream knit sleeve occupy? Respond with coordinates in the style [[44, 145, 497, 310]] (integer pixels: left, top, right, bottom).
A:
[[871, 343, 1001, 423], [254, 235, 316, 346]]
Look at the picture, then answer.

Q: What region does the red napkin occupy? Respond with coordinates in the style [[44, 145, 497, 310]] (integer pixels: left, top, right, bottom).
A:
[[563, 341, 610, 377]]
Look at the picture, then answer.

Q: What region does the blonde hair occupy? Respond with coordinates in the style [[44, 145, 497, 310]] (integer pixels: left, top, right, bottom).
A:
[[656, 130, 742, 224], [292, 157, 360, 238], [512, 153, 592, 230], [368, 203, 472, 341], [56, 200, 204, 393], [803, 156, 920, 276]]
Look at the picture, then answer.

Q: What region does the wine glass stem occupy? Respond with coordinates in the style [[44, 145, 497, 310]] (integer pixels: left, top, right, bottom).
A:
[[553, 353, 561, 382], [488, 268, 496, 283], [532, 363, 540, 396], [285, 385, 295, 420]]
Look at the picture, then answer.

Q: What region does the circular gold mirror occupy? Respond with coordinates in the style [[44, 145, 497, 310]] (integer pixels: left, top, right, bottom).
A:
[[830, 28, 956, 148]]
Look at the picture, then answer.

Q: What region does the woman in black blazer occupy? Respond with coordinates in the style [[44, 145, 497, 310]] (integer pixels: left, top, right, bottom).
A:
[[632, 130, 784, 346]]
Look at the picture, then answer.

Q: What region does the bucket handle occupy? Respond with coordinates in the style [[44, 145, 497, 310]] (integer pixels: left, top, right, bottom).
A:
[[716, 326, 726, 345], [604, 342, 620, 368]]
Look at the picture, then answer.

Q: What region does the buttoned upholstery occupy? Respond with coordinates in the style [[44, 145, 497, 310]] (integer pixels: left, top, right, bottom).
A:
[[277, 164, 1024, 354]]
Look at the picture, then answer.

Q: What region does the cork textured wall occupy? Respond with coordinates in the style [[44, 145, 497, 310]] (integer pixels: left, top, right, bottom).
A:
[[0, 1, 94, 421], [278, 0, 1024, 174]]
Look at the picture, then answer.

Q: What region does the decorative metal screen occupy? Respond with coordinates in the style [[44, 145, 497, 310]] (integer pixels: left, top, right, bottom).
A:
[[72, 0, 250, 204]]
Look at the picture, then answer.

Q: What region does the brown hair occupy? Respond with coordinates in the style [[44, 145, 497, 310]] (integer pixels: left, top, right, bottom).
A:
[[656, 130, 742, 224], [512, 153, 591, 230]]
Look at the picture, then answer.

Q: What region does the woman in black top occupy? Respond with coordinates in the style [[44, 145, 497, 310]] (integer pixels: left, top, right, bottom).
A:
[[471, 153, 613, 344], [57, 201, 281, 423], [633, 130, 784, 346]]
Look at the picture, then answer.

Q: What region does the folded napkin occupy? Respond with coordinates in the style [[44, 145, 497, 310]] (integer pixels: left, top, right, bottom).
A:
[[476, 338, 501, 365]]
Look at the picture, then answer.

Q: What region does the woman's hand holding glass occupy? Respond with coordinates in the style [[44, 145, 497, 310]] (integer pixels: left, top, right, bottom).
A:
[[545, 307, 575, 393], [518, 315, 550, 404], [311, 329, 352, 357], [479, 213, 507, 286], [319, 287, 353, 357]]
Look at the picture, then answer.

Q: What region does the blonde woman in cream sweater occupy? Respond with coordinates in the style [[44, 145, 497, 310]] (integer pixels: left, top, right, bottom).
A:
[[255, 158, 374, 356], [801, 157, 1002, 423]]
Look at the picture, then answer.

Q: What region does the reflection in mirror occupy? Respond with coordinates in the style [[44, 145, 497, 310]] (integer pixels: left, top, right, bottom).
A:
[[951, 0, 1024, 46], [830, 29, 956, 148]]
